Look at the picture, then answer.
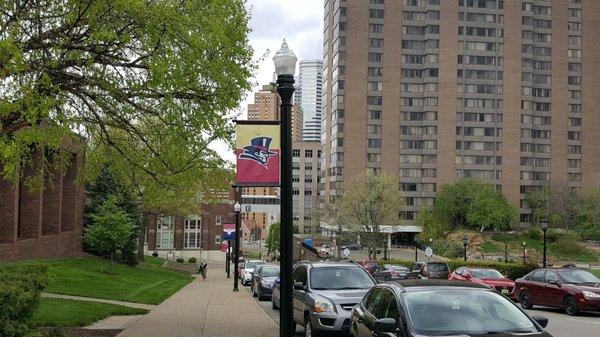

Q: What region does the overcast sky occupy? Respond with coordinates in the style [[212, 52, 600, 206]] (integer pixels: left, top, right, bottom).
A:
[[212, 0, 324, 162]]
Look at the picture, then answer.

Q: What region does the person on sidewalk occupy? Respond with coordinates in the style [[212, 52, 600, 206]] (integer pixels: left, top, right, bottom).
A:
[[198, 261, 207, 280]]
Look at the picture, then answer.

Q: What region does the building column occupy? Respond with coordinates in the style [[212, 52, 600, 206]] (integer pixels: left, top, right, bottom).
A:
[[387, 233, 392, 250]]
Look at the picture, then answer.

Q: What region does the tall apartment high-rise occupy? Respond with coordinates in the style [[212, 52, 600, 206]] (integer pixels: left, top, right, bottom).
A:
[[295, 60, 324, 142], [321, 0, 600, 226]]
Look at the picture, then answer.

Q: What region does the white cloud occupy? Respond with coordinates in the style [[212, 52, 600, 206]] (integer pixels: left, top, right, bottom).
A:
[[211, 0, 323, 163]]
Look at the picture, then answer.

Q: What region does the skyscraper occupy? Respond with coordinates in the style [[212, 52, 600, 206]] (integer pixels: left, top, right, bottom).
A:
[[295, 60, 324, 142], [321, 0, 600, 226]]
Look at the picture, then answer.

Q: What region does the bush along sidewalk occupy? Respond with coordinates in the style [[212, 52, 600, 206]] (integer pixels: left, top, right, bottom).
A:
[[0, 263, 60, 337]]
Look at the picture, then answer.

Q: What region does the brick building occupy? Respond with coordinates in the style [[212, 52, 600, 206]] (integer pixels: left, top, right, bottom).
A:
[[145, 190, 244, 260], [0, 154, 84, 261]]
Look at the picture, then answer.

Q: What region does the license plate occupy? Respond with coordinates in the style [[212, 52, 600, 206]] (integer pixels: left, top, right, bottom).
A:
[[501, 288, 509, 294]]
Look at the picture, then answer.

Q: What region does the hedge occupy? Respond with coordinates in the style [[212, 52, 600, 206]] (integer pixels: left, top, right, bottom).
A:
[[446, 260, 533, 280]]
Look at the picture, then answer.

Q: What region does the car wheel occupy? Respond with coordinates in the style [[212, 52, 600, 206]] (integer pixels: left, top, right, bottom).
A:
[[271, 296, 277, 309], [520, 292, 533, 309], [257, 288, 263, 301], [304, 314, 320, 337], [252, 285, 257, 297], [564, 296, 580, 316]]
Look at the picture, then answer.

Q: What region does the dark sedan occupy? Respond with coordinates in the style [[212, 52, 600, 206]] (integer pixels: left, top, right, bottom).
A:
[[252, 265, 280, 301], [371, 264, 411, 282], [515, 268, 600, 316], [350, 280, 552, 337]]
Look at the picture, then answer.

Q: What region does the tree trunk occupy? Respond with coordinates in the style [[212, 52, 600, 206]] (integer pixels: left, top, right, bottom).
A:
[[137, 214, 147, 263], [109, 252, 113, 274]]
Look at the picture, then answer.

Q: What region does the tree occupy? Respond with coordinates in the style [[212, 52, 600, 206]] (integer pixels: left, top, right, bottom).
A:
[[574, 187, 600, 240], [84, 165, 141, 265], [336, 173, 402, 260], [433, 179, 517, 232], [525, 182, 578, 229], [85, 196, 133, 274], [0, 0, 253, 209], [265, 222, 280, 259]]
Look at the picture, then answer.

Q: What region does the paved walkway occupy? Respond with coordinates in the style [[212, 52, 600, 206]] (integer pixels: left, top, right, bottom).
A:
[[116, 262, 279, 337], [41, 292, 157, 310]]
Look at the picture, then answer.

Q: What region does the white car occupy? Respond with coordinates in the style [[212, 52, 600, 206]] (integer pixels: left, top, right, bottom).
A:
[[241, 260, 265, 286]]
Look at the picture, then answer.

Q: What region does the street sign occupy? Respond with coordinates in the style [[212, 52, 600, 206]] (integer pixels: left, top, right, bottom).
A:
[[342, 248, 350, 257], [425, 247, 433, 258], [223, 223, 236, 240], [220, 241, 229, 253], [245, 204, 252, 212]]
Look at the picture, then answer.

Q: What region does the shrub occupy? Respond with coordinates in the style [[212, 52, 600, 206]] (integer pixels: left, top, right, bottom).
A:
[[432, 241, 463, 259], [152, 252, 159, 257], [188, 257, 198, 264], [525, 228, 542, 240], [446, 260, 530, 280], [176, 258, 184, 263], [378, 259, 415, 269], [0, 264, 49, 337]]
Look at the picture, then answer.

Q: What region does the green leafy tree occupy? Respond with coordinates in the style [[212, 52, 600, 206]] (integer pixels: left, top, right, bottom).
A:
[[525, 182, 578, 229], [85, 196, 133, 274], [574, 187, 600, 240], [0, 0, 253, 211], [336, 173, 403, 260], [433, 179, 517, 232], [84, 165, 141, 265], [265, 222, 280, 258]]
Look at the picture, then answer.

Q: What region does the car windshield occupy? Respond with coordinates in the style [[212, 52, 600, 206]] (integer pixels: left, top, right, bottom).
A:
[[403, 289, 537, 335], [310, 267, 375, 290], [428, 263, 448, 271], [245, 261, 264, 269], [558, 270, 600, 284], [388, 265, 409, 272], [471, 269, 504, 279], [261, 267, 280, 277]]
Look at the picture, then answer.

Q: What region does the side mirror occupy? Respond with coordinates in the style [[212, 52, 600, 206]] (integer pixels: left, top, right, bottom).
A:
[[293, 282, 305, 291], [532, 315, 549, 328], [374, 318, 397, 333]]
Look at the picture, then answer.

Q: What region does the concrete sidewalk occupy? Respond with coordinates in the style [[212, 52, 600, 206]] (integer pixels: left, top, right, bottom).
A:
[[117, 262, 278, 337]]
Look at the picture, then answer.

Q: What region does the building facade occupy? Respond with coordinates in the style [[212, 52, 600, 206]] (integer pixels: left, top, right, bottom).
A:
[[292, 141, 322, 234], [321, 0, 600, 226], [295, 60, 324, 142], [0, 155, 84, 261]]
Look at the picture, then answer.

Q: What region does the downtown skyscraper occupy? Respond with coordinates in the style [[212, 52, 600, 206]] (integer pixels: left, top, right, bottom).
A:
[[321, 0, 600, 226], [295, 60, 324, 142]]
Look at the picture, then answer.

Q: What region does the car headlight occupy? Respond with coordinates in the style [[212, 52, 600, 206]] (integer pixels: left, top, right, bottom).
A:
[[314, 299, 335, 313], [583, 291, 600, 299]]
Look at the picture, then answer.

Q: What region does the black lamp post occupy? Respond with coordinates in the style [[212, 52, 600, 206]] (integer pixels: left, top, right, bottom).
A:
[[522, 241, 527, 264], [462, 236, 469, 262], [233, 201, 241, 291], [273, 40, 297, 337], [541, 219, 549, 268], [414, 235, 419, 262]]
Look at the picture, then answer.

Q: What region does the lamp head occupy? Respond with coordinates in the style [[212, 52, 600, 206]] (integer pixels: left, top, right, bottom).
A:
[[234, 201, 241, 212], [462, 236, 469, 246], [540, 219, 549, 230], [273, 39, 297, 76]]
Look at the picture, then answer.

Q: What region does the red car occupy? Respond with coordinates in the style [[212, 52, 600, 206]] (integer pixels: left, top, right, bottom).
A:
[[449, 267, 516, 299], [514, 268, 600, 316]]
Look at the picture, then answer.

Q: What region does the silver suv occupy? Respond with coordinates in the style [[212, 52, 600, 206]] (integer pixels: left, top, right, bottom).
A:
[[292, 261, 376, 336]]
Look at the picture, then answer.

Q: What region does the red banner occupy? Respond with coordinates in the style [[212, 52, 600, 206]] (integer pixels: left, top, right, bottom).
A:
[[235, 124, 280, 186]]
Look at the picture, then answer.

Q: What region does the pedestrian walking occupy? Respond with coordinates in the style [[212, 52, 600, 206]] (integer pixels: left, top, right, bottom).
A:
[[198, 261, 207, 280]]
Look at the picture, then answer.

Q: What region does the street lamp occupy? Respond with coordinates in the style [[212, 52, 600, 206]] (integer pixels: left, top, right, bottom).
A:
[[233, 201, 241, 291], [414, 235, 419, 262], [462, 236, 469, 262], [541, 219, 549, 268], [522, 241, 527, 264], [274, 40, 297, 337]]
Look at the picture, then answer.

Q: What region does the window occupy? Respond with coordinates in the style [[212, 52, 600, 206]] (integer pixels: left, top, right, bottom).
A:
[[184, 218, 201, 248], [292, 149, 300, 157], [374, 290, 400, 319], [368, 139, 382, 148], [365, 289, 384, 314], [305, 150, 313, 157], [370, 9, 385, 19], [215, 215, 222, 225], [368, 110, 381, 119], [157, 216, 174, 249], [531, 270, 545, 283], [214, 234, 221, 245]]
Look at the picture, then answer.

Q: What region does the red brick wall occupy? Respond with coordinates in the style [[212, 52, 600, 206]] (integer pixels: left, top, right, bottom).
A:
[[0, 156, 84, 262]]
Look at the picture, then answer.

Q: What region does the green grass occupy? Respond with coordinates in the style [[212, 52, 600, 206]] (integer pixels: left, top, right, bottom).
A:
[[143, 255, 166, 266], [30, 298, 147, 327], [592, 270, 600, 278], [480, 240, 504, 253], [15, 257, 192, 305]]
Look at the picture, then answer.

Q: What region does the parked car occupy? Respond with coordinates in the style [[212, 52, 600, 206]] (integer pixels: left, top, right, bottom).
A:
[[350, 280, 551, 337], [341, 244, 362, 251], [371, 264, 411, 282], [271, 276, 282, 310], [251, 265, 265, 293], [417, 262, 449, 279], [252, 265, 280, 301], [292, 261, 377, 336], [515, 268, 600, 316], [240, 259, 265, 286], [449, 267, 516, 299]]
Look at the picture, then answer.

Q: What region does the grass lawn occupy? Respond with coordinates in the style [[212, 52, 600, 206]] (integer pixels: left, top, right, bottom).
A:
[[30, 298, 148, 327], [480, 240, 504, 253], [592, 270, 600, 278], [16, 257, 192, 305]]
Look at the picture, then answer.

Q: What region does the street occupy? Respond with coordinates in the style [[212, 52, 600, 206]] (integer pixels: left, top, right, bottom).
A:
[[244, 281, 600, 337]]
